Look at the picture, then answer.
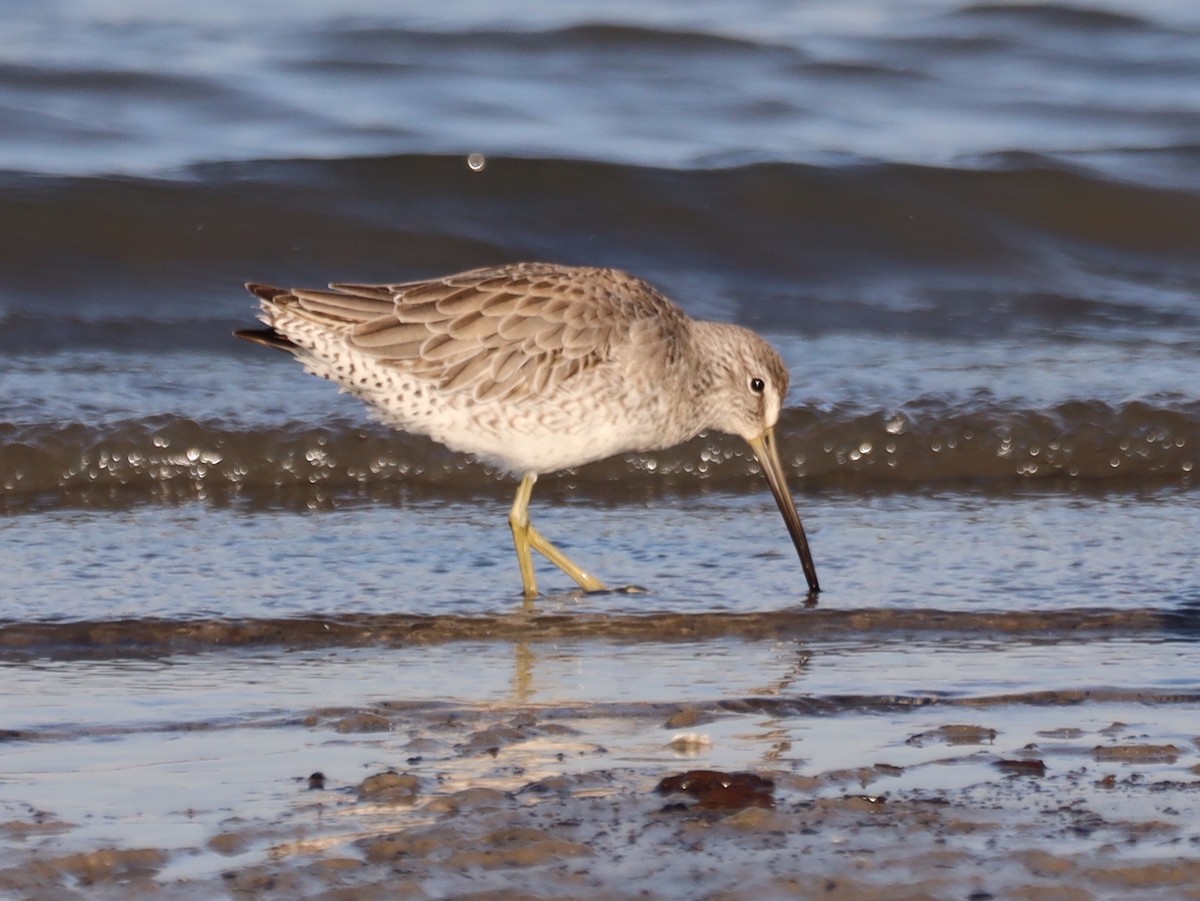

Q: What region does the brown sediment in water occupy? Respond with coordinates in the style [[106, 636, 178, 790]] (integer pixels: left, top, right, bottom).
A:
[[0, 606, 1177, 658], [655, 769, 776, 809]]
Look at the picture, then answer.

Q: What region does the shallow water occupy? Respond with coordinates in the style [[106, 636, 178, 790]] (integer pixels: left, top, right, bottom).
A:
[[3, 635, 1199, 884], [1, 0, 1199, 895], [2, 490, 1196, 620]]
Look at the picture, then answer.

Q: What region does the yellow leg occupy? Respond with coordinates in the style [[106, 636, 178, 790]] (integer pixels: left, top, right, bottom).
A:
[[508, 473, 606, 597], [509, 474, 540, 597]]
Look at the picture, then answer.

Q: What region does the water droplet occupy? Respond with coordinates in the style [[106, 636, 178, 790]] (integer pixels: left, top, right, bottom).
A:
[[467, 152, 486, 171]]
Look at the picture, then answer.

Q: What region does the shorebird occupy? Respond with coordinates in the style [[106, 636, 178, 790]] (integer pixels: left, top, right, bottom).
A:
[[235, 263, 819, 597]]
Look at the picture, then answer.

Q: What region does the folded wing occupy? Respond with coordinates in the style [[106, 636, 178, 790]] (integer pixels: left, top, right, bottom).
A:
[[260, 263, 686, 404]]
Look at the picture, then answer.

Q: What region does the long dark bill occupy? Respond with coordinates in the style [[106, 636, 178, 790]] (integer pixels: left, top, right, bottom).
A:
[[747, 429, 820, 594]]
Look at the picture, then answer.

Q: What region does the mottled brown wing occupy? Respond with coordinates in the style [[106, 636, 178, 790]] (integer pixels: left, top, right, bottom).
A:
[[293, 263, 687, 403]]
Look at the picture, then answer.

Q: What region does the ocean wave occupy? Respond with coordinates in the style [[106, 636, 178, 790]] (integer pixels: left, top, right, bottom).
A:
[[5, 0, 1197, 174], [3, 154, 1198, 344], [2, 400, 1193, 510], [950, 3, 1154, 32]]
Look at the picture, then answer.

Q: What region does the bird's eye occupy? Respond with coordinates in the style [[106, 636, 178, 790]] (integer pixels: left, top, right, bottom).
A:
[[749, 377, 766, 394]]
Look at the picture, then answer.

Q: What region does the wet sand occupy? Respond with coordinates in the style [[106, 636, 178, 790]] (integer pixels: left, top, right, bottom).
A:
[[3, 686, 1198, 900], [0, 606, 1175, 657]]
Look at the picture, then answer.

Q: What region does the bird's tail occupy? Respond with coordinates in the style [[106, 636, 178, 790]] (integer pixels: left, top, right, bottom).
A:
[[232, 326, 297, 352], [233, 283, 300, 352]]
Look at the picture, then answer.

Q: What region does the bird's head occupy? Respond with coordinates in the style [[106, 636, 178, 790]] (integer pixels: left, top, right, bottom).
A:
[[702, 324, 791, 443], [699, 322, 820, 595]]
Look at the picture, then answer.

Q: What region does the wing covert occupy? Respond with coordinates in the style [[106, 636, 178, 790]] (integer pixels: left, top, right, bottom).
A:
[[332, 263, 686, 403]]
